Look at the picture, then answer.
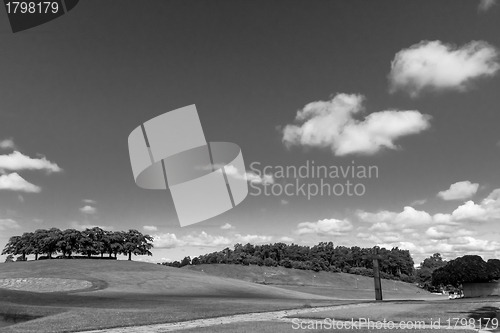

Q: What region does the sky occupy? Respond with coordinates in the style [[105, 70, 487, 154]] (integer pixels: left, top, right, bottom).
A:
[[0, 0, 499, 265]]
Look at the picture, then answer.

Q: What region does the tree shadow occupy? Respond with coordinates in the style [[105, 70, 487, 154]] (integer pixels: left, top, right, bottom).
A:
[[467, 306, 499, 328]]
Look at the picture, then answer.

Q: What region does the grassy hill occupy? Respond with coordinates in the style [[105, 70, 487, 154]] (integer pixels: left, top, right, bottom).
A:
[[184, 264, 428, 297], [0, 260, 342, 333]]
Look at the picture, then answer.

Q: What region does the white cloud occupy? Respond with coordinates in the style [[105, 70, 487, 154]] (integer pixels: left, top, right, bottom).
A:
[[79, 205, 96, 214], [220, 223, 235, 230], [17, 194, 24, 203], [0, 151, 62, 173], [143, 225, 158, 232], [282, 93, 431, 156], [438, 181, 479, 200], [0, 219, 21, 230], [0, 173, 41, 192], [279, 236, 294, 242], [478, 0, 497, 11], [358, 206, 433, 229], [183, 231, 232, 247], [153, 233, 186, 249], [295, 218, 353, 236], [235, 234, 273, 244], [389, 40, 500, 97], [0, 139, 15, 150], [450, 188, 500, 222], [281, 199, 289, 205], [69, 221, 114, 230], [83, 199, 96, 204]]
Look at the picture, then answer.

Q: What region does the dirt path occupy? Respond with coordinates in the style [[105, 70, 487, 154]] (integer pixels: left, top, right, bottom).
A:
[[76, 303, 374, 332]]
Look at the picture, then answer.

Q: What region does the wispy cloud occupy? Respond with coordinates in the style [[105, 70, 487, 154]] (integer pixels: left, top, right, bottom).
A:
[[437, 181, 479, 201], [389, 40, 500, 97], [220, 223, 234, 230], [0, 139, 16, 150], [79, 205, 96, 214], [0, 151, 62, 173], [143, 225, 158, 232], [282, 93, 431, 156], [70, 221, 114, 230], [83, 199, 96, 204], [0, 218, 21, 231], [478, 0, 497, 12], [0, 173, 41, 193], [295, 218, 353, 236]]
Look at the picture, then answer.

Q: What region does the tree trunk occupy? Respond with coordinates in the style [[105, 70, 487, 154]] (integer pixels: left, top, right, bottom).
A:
[[128, 251, 132, 261], [101, 253, 103, 258], [35, 253, 38, 260], [88, 252, 91, 258]]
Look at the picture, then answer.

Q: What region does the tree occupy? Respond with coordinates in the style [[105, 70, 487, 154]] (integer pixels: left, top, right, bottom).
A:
[[415, 253, 446, 290], [432, 255, 489, 287], [122, 229, 153, 260], [57, 229, 81, 257], [4, 254, 14, 263]]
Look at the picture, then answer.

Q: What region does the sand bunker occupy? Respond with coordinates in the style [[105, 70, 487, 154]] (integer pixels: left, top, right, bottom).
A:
[[0, 278, 92, 292]]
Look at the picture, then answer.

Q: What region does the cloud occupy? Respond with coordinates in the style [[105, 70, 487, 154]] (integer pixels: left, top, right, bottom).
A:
[[200, 164, 274, 185], [425, 226, 475, 240], [224, 165, 274, 184], [220, 223, 235, 230], [235, 234, 273, 244], [279, 236, 294, 242], [282, 93, 431, 156], [153, 233, 186, 249], [389, 40, 500, 97], [438, 181, 479, 201], [0, 218, 21, 231], [0, 173, 41, 192], [281, 199, 289, 205], [152, 231, 274, 249], [0, 151, 62, 173], [410, 199, 426, 206], [17, 194, 24, 203], [143, 225, 158, 232], [478, 0, 497, 11], [83, 199, 96, 204], [69, 221, 114, 230], [0, 139, 15, 150], [79, 205, 96, 214], [450, 188, 500, 222], [183, 231, 232, 247], [295, 218, 353, 236], [358, 206, 433, 229]]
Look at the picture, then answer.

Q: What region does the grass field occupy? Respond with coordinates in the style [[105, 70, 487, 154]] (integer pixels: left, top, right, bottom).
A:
[[0, 260, 484, 333], [0, 260, 339, 332]]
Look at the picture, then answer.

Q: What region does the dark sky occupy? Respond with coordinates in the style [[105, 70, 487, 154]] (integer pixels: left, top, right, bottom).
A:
[[0, 0, 499, 263]]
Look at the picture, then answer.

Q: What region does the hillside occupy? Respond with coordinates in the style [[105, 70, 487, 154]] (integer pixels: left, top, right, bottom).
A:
[[0, 260, 332, 300], [184, 264, 425, 294]]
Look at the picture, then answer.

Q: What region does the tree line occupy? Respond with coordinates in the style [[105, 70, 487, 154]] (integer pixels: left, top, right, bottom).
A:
[[161, 242, 415, 282], [2, 227, 154, 261]]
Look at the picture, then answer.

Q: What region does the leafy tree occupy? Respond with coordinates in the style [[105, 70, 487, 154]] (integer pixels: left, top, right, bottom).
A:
[[4, 254, 14, 263], [57, 229, 81, 257], [432, 255, 489, 287]]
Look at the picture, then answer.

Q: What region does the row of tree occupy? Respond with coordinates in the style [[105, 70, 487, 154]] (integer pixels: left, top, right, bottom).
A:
[[2, 227, 154, 261], [161, 242, 415, 281]]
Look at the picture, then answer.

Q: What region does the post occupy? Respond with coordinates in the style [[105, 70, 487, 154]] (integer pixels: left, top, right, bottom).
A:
[[373, 259, 383, 301]]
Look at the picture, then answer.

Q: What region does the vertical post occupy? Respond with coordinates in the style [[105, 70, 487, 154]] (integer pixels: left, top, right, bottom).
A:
[[373, 259, 383, 301]]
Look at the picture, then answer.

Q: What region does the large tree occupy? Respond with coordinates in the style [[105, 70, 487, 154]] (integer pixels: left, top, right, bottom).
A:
[[432, 255, 489, 287]]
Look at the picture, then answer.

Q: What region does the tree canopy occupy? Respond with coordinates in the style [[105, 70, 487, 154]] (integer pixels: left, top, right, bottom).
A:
[[1, 227, 154, 261]]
